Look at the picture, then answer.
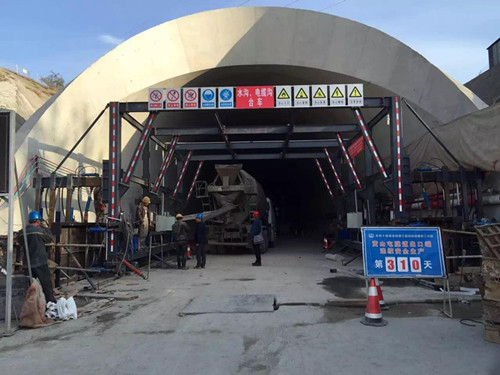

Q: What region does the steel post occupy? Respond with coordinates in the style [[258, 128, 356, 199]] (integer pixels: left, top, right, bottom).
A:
[[390, 96, 407, 222], [314, 158, 333, 199], [186, 161, 204, 201], [172, 151, 192, 198], [107, 102, 122, 256], [336, 133, 362, 189], [152, 136, 178, 193], [4, 111, 15, 332], [123, 112, 156, 185]]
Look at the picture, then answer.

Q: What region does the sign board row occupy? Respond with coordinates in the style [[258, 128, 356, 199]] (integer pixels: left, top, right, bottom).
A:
[[148, 84, 364, 110], [362, 227, 446, 278]]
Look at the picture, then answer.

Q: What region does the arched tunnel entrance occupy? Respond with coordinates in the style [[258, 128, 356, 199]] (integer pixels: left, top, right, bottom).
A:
[[109, 66, 402, 257]]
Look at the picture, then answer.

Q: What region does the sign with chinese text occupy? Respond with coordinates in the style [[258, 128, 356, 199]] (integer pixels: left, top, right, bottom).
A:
[[218, 87, 234, 108], [275, 86, 292, 108], [347, 83, 364, 107], [201, 87, 216, 108], [311, 85, 328, 107], [362, 227, 446, 278], [165, 88, 181, 109], [182, 88, 199, 109], [147, 83, 364, 110], [329, 84, 346, 107], [148, 88, 164, 110], [236, 86, 274, 109], [293, 85, 310, 107]]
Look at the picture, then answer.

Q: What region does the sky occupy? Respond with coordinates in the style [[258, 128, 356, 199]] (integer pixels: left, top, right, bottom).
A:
[[0, 0, 498, 84]]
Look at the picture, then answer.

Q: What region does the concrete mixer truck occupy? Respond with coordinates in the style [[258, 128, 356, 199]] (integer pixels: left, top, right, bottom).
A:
[[192, 164, 276, 253]]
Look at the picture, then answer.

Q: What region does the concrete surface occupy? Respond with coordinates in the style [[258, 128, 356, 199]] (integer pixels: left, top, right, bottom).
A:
[[1, 237, 498, 375]]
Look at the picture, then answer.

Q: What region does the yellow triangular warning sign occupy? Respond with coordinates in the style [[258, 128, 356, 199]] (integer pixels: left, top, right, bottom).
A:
[[278, 88, 290, 100], [331, 87, 344, 98], [313, 87, 326, 99], [349, 86, 362, 98], [295, 88, 308, 99]]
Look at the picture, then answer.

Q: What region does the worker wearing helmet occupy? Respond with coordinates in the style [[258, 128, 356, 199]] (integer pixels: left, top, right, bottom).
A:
[[172, 213, 190, 270], [136, 196, 154, 250], [250, 211, 263, 266], [194, 213, 207, 269], [18, 211, 56, 303]]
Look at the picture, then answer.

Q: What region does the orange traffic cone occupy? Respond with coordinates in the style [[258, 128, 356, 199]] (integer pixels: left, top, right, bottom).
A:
[[361, 278, 388, 327], [375, 278, 389, 310], [323, 237, 328, 250], [186, 245, 192, 259]]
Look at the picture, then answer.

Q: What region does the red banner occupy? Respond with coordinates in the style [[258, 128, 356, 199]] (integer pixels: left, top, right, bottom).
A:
[[236, 86, 274, 109], [348, 136, 365, 158]]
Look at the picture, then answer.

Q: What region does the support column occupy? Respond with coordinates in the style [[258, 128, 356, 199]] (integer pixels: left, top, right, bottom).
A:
[[107, 102, 121, 256], [152, 136, 178, 194], [390, 96, 407, 222], [172, 151, 192, 198], [123, 112, 156, 185], [186, 161, 204, 201], [315, 159, 333, 199], [336, 133, 362, 189]]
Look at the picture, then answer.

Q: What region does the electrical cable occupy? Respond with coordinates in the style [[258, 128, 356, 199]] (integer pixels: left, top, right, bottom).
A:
[[459, 319, 484, 327], [319, 0, 348, 11]]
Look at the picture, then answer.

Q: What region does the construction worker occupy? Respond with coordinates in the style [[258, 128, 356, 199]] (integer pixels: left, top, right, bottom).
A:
[[136, 196, 154, 249], [250, 211, 263, 266], [172, 213, 190, 270], [19, 211, 56, 303], [194, 213, 207, 269]]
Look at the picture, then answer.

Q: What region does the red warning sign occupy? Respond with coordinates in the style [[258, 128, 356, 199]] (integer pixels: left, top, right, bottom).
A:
[[148, 89, 163, 109], [235, 86, 274, 109], [348, 136, 365, 158], [166, 88, 181, 109], [182, 88, 199, 109]]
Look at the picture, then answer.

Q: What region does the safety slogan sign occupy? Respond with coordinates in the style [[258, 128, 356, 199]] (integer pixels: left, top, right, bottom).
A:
[[147, 83, 364, 110], [362, 227, 446, 278], [236, 86, 274, 109]]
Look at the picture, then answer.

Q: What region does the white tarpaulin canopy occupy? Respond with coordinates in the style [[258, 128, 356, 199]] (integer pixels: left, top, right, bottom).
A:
[[407, 102, 500, 172]]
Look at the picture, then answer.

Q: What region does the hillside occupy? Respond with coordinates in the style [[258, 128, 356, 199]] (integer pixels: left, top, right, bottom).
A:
[[0, 67, 57, 125]]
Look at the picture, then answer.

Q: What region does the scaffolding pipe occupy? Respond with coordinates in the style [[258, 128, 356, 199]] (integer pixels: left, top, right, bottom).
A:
[[323, 148, 345, 194], [172, 151, 193, 198], [152, 136, 178, 193], [336, 133, 362, 188], [186, 161, 204, 201], [54, 104, 109, 174], [314, 158, 333, 199]]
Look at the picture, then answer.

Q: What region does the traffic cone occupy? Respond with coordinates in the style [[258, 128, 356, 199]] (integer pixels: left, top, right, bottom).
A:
[[323, 237, 328, 250], [187, 245, 192, 259], [375, 278, 389, 310], [361, 278, 388, 327]]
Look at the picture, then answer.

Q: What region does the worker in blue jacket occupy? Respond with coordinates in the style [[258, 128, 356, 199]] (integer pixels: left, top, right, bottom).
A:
[[18, 211, 56, 303], [250, 211, 263, 266], [194, 213, 207, 268]]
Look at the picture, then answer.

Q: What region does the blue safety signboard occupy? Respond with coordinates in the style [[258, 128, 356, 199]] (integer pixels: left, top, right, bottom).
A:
[[362, 227, 446, 278]]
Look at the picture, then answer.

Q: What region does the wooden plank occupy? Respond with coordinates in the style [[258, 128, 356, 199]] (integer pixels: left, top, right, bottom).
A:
[[77, 292, 138, 301], [483, 300, 500, 324], [483, 278, 500, 302], [482, 258, 500, 278], [484, 323, 500, 345]]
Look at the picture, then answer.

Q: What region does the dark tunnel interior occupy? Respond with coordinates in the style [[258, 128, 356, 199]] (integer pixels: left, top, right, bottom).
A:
[[183, 158, 338, 237]]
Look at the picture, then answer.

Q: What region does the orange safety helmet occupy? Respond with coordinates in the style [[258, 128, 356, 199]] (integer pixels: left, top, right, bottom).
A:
[[253, 211, 260, 218]]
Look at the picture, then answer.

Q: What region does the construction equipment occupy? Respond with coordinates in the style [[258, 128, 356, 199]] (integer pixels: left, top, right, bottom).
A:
[[193, 164, 276, 252]]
